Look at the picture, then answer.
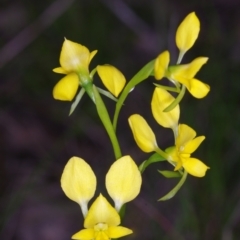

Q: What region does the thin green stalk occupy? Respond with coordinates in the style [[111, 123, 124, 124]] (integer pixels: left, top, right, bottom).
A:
[[113, 60, 155, 131], [155, 147, 170, 160], [92, 85, 122, 159], [158, 170, 188, 201]]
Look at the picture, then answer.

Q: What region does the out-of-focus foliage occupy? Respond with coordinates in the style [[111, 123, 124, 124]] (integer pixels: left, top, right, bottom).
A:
[[1, 0, 240, 239]]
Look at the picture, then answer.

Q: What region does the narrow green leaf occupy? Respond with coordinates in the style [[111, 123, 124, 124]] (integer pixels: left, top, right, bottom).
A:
[[96, 87, 118, 102], [158, 170, 188, 201], [158, 170, 181, 178], [69, 88, 85, 116], [153, 83, 180, 93], [139, 152, 166, 173]]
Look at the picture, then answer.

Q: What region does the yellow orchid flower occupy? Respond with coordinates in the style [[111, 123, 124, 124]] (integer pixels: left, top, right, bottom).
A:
[[97, 65, 126, 97], [52, 39, 97, 101], [151, 88, 179, 135], [61, 155, 142, 239], [167, 124, 210, 177], [72, 194, 132, 240], [176, 12, 200, 54], [53, 38, 97, 75], [154, 51, 210, 98], [53, 39, 126, 102]]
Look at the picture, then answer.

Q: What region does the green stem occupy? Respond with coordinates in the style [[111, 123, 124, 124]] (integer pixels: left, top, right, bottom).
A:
[[155, 147, 169, 160], [92, 85, 122, 159], [158, 170, 188, 201], [113, 60, 155, 131]]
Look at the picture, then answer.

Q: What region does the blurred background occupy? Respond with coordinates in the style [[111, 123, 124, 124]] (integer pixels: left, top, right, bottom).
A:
[[1, 0, 240, 239]]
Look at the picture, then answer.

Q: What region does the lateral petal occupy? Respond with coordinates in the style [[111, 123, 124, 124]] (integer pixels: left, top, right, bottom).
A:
[[53, 73, 79, 101], [72, 229, 95, 240], [187, 78, 210, 98], [173, 57, 208, 79], [128, 114, 158, 152], [108, 226, 133, 238], [182, 158, 210, 177], [61, 157, 96, 215], [89, 50, 98, 65], [151, 88, 180, 129], [97, 65, 126, 97], [52, 67, 68, 74], [106, 156, 142, 211]]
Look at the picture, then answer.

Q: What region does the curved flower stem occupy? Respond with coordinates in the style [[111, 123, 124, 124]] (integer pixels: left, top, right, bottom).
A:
[[155, 147, 169, 160], [163, 85, 186, 112], [113, 60, 155, 131], [158, 170, 188, 201], [92, 85, 122, 160]]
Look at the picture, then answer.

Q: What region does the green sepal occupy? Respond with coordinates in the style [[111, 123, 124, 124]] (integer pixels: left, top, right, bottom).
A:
[[158, 170, 181, 178], [113, 59, 155, 130], [96, 87, 118, 102], [153, 83, 180, 93], [158, 170, 188, 201], [139, 152, 166, 173], [69, 88, 85, 116]]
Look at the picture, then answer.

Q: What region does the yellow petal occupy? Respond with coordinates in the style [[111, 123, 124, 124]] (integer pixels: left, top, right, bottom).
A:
[[176, 124, 196, 147], [61, 157, 96, 215], [154, 51, 170, 80], [108, 226, 133, 238], [53, 73, 79, 101], [72, 229, 95, 240], [53, 67, 68, 74], [172, 57, 208, 79], [89, 50, 98, 65], [151, 88, 180, 129], [106, 156, 142, 211], [97, 65, 126, 97], [128, 114, 158, 152], [60, 39, 93, 73], [176, 12, 200, 53], [84, 194, 120, 228], [182, 158, 210, 177], [187, 78, 210, 98], [166, 146, 179, 163], [184, 136, 205, 154], [173, 75, 191, 89]]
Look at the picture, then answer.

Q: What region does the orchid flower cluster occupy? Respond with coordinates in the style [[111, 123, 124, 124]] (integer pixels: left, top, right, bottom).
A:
[[52, 12, 210, 239]]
